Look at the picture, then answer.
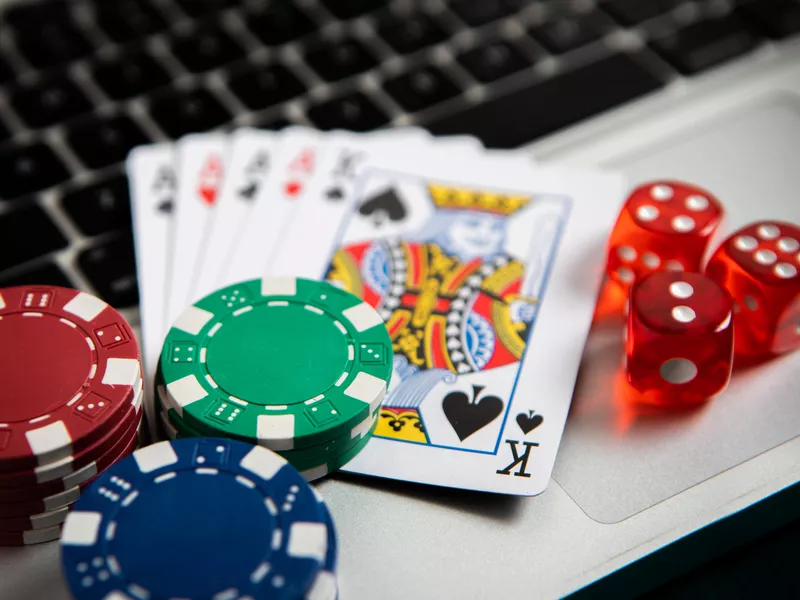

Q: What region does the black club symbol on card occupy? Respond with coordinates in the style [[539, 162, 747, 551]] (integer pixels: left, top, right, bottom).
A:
[[442, 385, 504, 441], [516, 410, 544, 435]]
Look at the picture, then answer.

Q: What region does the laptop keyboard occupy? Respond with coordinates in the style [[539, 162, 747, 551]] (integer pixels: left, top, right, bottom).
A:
[[0, 0, 795, 311]]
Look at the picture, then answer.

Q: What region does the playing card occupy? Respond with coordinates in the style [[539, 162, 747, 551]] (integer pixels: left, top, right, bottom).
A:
[[166, 134, 228, 323], [318, 154, 625, 495], [222, 127, 323, 287], [127, 142, 176, 439], [270, 131, 489, 279], [193, 129, 277, 299]]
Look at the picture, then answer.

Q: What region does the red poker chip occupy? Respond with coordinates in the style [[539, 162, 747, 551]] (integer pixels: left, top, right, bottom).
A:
[[0, 412, 140, 517], [0, 286, 141, 472], [0, 524, 63, 546], [0, 429, 140, 531], [0, 377, 141, 489]]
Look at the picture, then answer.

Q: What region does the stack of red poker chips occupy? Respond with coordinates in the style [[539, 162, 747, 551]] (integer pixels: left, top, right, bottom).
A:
[[0, 286, 144, 545]]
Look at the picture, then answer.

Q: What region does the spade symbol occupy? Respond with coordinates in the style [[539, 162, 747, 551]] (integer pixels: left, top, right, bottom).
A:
[[157, 198, 173, 214], [442, 385, 504, 442], [326, 186, 345, 201], [515, 410, 544, 435], [238, 182, 259, 200], [358, 188, 407, 225]]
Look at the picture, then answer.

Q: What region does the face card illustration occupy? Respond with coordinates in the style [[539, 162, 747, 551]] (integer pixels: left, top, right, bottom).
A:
[[194, 129, 276, 300], [166, 134, 228, 325], [269, 132, 489, 281], [321, 159, 624, 495], [126, 143, 177, 440], [224, 128, 323, 287]]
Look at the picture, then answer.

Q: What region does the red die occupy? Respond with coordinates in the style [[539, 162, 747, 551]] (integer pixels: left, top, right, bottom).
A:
[[626, 271, 734, 404], [705, 221, 800, 359], [607, 181, 724, 288]]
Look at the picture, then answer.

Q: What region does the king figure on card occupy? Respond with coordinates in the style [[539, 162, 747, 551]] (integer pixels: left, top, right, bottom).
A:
[[327, 180, 568, 450]]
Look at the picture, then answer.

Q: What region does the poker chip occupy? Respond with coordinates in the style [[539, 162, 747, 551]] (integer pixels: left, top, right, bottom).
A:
[[0, 286, 142, 471], [302, 419, 377, 483], [159, 277, 392, 451], [305, 491, 339, 600], [155, 367, 381, 473], [61, 438, 330, 600], [0, 524, 63, 547], [0, 412, 140, 516], [0, 377, 142, 489]]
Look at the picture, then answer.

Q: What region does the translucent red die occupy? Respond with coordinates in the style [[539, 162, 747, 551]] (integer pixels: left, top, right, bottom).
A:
[[626, 271, 734, 404], [705, 221, 800, 359], [607, 181, 724, 288]]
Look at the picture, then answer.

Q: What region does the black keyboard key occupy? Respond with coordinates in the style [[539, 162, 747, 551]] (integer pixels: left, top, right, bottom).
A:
[[305, 38, 378, 82], [0, 261, 72, 289], [427, 53, 663, 148], [318, 0, 388, 19], [738, 0, 800, 39], [244, 4, 315, 46], [16, 18, 92, 68], [308, 92, 389, 131], [601, 0, 681, 25], [0, 55, 15, 86], [530, 12, 609, 54], [92, 50, 171, 100], [5, 1, 71, 31], [61, 175, 131, 236], [175, 0, 237, 18], [66, 115, 148, 170], [651, 16, 761, 75], [384, 66, 460, 112], [449, 0, 522, 26], [228, 62, 306, 110], [148, 87, 231, 137], [10, 73, 93, 128], [254, 117, 292, 130], [0, 143, 70, 199], [458, 40, 534, 83], [0, 204, 68, 271], [379, 12, 448, 54], [169, 23, 245, 73], [78, 236, 138, 308], [94, 1, 166, 43]]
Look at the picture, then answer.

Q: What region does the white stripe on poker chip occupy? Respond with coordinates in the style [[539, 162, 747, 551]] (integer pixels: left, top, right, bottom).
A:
[[0, 292, 5, 309], [44, 485, 82, 512], [345, 372, 386, 413], [166, 374, 209, 409], [240, 445, 287, 480], [25, 421, 72, 459], [62, 292, 107, 322], [287, 522, 328, 562], [134, 441, 179, 473], [102, 358, 140, 386], [261, 277, 297, 296], [173, 305, 214, 335], [351, 412, 374, 439], [61, 511, 103, 546], [306, 570, 337, 600], [301, 463, 329, 481], [342, 302, 383, 332], [257, 414, 295, 450]]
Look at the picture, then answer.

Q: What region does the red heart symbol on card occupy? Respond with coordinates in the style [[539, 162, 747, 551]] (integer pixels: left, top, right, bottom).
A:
[[285, 181, 302, 197]]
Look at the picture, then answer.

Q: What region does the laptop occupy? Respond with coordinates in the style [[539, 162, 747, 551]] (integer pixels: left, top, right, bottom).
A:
[[1, 0, 798, 598]]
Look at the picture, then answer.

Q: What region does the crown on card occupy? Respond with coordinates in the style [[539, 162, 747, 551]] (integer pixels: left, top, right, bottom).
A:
[[427, 183, 530, 215]]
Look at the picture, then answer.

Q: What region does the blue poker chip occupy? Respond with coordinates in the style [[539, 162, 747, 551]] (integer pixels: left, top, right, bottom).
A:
[[60, 438, 328, 600], [304, 490, 339, 600]]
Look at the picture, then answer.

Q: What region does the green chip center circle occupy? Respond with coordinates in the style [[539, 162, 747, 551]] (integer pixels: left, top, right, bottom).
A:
[[205, 301, 350, 407]]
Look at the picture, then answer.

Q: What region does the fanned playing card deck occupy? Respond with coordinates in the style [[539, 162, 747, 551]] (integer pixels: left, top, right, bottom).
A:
[[127, 126, 625, 496]]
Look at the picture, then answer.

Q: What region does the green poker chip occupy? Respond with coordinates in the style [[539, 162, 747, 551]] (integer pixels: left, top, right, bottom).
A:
[[159, 277, 392, 451], [301, 419, 377, 482], [155, 373, 380, 472]]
